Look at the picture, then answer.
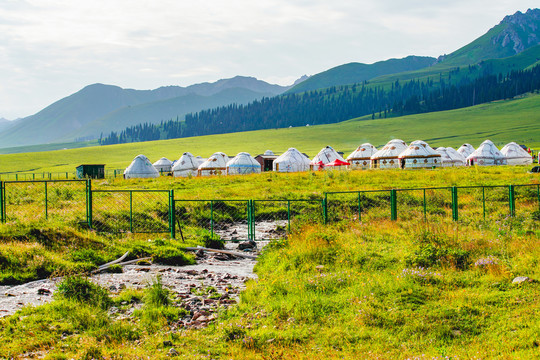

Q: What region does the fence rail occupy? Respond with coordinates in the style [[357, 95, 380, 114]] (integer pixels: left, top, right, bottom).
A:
[[0, 180, 538, 241]]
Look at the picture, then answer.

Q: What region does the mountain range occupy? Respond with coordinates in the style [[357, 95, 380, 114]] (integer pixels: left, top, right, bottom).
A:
[[0, 8, 539, 151]]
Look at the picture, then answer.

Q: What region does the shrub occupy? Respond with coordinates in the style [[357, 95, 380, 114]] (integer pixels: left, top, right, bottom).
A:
[[144, 276, 170, 307], [56, 275, 111, 309]]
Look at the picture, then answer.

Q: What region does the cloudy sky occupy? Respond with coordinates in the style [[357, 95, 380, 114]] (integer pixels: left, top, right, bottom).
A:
[[0, 0, 538, 119]]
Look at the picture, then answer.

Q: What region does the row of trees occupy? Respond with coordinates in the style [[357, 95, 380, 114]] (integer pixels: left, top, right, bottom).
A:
[[100, 65, 540, 145]]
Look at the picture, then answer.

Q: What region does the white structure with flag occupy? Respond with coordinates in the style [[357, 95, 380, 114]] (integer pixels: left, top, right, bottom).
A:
[[500, 142, 533, 165], [310, 146, 345, 170], [273, 148, 311, 173]]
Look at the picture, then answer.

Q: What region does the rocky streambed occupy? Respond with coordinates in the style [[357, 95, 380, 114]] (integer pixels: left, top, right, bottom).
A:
[[0, 242, 267, 329]]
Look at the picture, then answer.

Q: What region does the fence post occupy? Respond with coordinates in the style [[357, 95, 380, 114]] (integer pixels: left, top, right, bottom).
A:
[[451, 186, 458, 221], [86, 179, 93, 228], [482, 186, 486, 221], [44, 182, 48, 220], [247, 200, 253, 241], [323, 193, 328, 224], [0, 181, 4, 223], [251, 200, 255, 241], [357, 192, 362, 223], [129, 191, 133, 233], [390, 190, 397, 221], [287, 200, 291, 233], [210, 200, 214, 238], [537, 184, 540, 212], [169, 190, 175, 239], [509, 185, 515, 217]]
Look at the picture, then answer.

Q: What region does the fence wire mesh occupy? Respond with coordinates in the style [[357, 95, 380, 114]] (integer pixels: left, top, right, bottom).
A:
[[91, 190, 170, 234], [2, 180, 87, 223]]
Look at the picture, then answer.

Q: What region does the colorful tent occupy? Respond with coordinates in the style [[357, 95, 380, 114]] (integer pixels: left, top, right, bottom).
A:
[[466, 140, 506, 166], [172, 152, 199, 177], [500, 142, 533, 165], [325, 159, 350, 170], [273, 148, 311, 173], [198, 152, 229, 176], [310, 146, 345, 170], [398, 140, 442, 169], [346, 143, 378, 170], [124, 154, 159, 179], [152, 157, 173, 173], [226, 152, 262, 175], [370, 139, 408, 169]]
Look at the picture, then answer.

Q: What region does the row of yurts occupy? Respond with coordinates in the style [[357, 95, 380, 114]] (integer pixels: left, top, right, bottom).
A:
[[123, 139, 533, 179]]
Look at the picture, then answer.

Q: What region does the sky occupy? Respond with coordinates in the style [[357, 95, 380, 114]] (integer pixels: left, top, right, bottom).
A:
[[0, 0, 538, 120]]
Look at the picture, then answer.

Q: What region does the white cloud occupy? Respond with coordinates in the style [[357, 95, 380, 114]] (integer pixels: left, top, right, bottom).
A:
[[0, 0, 538, 118]]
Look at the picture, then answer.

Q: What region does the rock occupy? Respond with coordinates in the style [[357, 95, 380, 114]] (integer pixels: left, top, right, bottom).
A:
[[238, 241, 256, 250], [213, 253, 230, 261], [168, 348, 179, 357], [195, 249, 205, 258], [109, 285, 117, 292], [186, 270, 198, 276], [198, 316, 208, 322], [163, 340, 173, 346], [37, 288, 51, 296], [513, 276, 534, 284], [119, 284, 126, 290]]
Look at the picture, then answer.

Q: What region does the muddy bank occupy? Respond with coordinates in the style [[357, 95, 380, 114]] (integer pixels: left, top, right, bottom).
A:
[[0, 242, 267, 320]]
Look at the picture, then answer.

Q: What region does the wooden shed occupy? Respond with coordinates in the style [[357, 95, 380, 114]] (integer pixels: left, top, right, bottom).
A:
[[76, 164, 105, 179], [255, 150, 278, 172]]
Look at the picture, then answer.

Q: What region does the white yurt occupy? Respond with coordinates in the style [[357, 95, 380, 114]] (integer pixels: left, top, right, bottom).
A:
[[500, 142, 533, 165], [195, 156, 205, 167], [263, 150, 274, 156], [457, 143, 475, 158], [197, 152, 229, 176], [124, 154, 160, 179], [435, 147, 466, 167], [273, 148, 311, 173], [152, 157, 173, 173], [466, 140, 507, 166], [398, 140, 442, 169], [310, 146, 345, 170], [347, 143, 378, 170], [226, 152, 262, 175], [172, 152, 199, 177], [370, 139, 408, 169]]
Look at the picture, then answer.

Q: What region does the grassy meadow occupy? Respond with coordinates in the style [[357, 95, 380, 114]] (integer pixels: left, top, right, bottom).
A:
[[0, 166, 539, 358], [0, 93, 539, 175]]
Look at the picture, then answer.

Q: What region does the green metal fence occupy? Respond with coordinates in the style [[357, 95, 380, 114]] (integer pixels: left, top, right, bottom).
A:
[[0, 181, 538, 240], [0, 169, 125, 181]]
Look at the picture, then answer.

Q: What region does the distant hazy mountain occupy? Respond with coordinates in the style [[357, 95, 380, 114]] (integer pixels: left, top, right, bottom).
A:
[[440, 9, 540, 65], [0, 118, 17, 132], [0, 76, 292, 148], [286, 56, 437, 94]]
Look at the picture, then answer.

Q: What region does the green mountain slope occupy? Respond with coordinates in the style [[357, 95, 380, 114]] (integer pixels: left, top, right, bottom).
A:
[[0, 77, 290, 149], [62, 88, 277, 142], [0, 93, 538, 173], [287, 56, 436, 94]]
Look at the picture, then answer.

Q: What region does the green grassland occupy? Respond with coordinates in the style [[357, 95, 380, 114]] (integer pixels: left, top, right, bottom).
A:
[[0, 93, 539, 176], [0, 167, 539, 358]]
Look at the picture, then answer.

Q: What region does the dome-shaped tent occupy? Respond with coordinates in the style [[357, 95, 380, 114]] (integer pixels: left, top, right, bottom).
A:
[[197, 152, 229, 176], [152, 157, 173, 173], [226, 152, 262, 175], [500, 142, 533, 165], [398, 140, 442, 169], [347, 143, 378, 170], [457, 143, 475, 159], [263, 150, 274, 156], [124, 155, 160, 179], [370, 139, 408, 169], [435, 147, 466, 167], [273, 148, 311, 173], [172, 152, 199, 177], [466, 140, 506, 166], [195, 156, 205, 167], [310, 146, 345, 170]]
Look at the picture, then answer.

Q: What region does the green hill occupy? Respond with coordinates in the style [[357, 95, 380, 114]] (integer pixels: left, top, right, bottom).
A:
[[287, 56, 436, 94], [0, 93, 538, 175]]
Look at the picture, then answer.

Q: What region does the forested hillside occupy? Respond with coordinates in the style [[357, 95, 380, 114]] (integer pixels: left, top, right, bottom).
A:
[[100, 65, 540, 145]]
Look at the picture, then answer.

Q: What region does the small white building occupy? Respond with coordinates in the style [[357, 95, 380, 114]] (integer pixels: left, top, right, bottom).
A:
[[466, 140, 507, 166], [152, 157, 173, 173], [124, 155, 160, 179], [226, 152, 262, 175], [435, 147, 466, 167], [398, 140, 442, 169], [273, 148, 311, 173], [457, 143, 475, 159], [197, 152, 229, 176], [370, 139, 408, 169], [310, 146, 345, 170], [172, 152, 199, 177], [500, 142, 533, 165], [346, 143, 378, 170]]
